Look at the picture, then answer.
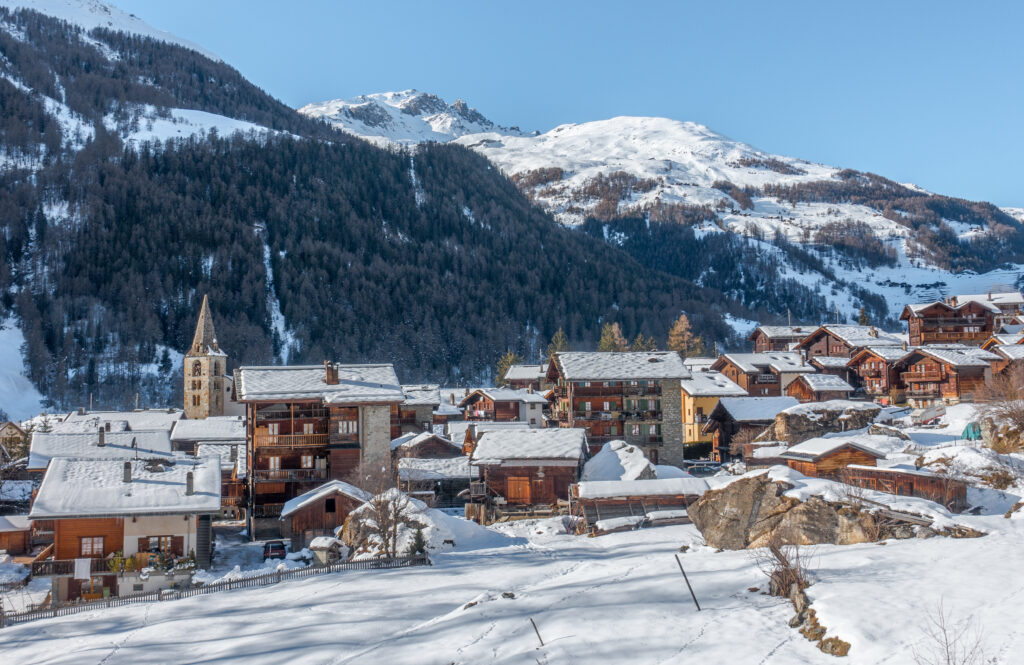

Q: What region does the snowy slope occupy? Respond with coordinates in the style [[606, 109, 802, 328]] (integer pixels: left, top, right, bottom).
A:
[[0, 318, 46, 420], [4, 514, 1024, 663], [105, 106, 280, 148], [298, 90, 531, 147], [0, 0, 220, 61]]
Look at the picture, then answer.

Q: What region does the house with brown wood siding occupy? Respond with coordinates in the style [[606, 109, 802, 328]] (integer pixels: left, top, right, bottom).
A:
[[794, 325, 905, 359], [785, 373, 855, 403], [459, 388, 547, 426], [279, 480, 371, 551], [711, 352, 814, 397], [780, 437, 886, 478], [845, 346, 910, 402], [892, 346, 999, 407], [900, 300, 997, 347], [747, 325, 816, 353], [233, 362, 405, 539], [28, 457, 220, 603]]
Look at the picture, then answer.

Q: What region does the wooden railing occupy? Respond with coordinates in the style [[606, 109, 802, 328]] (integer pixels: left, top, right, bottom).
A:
[[253, 433, 328, 448], [32, 558, 111, 577], [918, 331, 989, 343], [252, 503, 285, 518], [902, 371, 944, 382], [252, 468, 328, 483], [255, 407, 328, 420]]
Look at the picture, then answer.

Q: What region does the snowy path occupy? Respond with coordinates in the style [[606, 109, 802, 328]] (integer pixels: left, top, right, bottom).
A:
[[3, 517, 1023, 664]]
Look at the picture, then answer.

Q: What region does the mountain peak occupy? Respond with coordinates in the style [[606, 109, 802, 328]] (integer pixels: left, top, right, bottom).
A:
[[299, 90, 529, 146]]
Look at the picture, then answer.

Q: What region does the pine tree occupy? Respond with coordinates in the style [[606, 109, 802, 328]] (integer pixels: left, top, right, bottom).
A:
[[495, 350, 523, 387], [630, 333, 647, 352], [598, 322, 628, 352], [546, 327, 569, 358], [644, 335, 658, 351], [406, 523, 427, 556], [858, 307, 869, 326], [667, 314, 703, 357]]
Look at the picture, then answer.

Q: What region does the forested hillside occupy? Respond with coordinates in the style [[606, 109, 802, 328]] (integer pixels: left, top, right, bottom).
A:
[[0, 7, 751, 412]]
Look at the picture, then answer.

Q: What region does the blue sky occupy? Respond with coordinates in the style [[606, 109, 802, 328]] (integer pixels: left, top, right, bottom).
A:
[[119, 1, 1024, 207]]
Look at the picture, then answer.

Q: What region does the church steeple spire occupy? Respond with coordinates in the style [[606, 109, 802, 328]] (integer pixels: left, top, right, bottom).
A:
[[189, 294, 219, 356]]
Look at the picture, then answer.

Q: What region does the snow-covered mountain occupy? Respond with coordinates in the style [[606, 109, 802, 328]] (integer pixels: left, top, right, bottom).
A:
[[298, 90, 531, 146], [0, 0, 220, 61], [305, 94, 1024, 327]]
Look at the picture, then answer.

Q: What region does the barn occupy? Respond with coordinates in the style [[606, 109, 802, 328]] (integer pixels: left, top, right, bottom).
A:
[[279, 481, 372, 551], [571, 478, 710, 535], [780, 437, 886, 478]]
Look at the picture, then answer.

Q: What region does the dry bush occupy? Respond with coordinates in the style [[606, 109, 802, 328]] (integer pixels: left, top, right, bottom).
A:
[[912, 601, 986, 665], [728, 428, 761, 459], [753, 530, 812, 597], [836, 468, 869, 509], [343, 461, 415, 558], [981, 467, 1015, 491]]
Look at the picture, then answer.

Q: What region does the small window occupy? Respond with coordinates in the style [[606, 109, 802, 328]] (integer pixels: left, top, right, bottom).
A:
[[301, 455, 314, 469], [80, 536, 104, 556], [338, 420, 358, 435], [325, 498, 336, 513]]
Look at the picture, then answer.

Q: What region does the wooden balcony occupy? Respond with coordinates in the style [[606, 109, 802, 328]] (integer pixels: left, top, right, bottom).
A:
[[572, 411, 622, 421], [858, 367, 884, 377], [906, 386, 941, 397], [902, 371, 944, 383], [252, 503, 284, 518], [255, 407, 328, 421], [253, 433, 328, 449], [918, 331, 989, 343], [253, 468, 328, 483], [32, 558, 111, 577]]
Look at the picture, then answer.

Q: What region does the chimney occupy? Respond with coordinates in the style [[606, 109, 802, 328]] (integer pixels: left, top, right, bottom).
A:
[[230, 444, 238, 462], [123, 461, 131, 483], [902, 341, 908, 351], [185, 471, 194, 496], [105, 421, 111, 432], [97, 428, 105, 447], [449, 393, 455, 405], [77, 406, 86, 415], [527, 386, 534, 394], [323, 361, 338, 385], [469, 423, 479, 443], [464, 387, 470, 396]]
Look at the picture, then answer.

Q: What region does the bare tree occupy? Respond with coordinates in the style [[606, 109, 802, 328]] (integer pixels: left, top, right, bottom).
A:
[[344, 461, 415, 559], [912, 601, 986, 665], [728, 428, 760, 460], [752, 529, 812, 597], [978, 364, 1024, 453]]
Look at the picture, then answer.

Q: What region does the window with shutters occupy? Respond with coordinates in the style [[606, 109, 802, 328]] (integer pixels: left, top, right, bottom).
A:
[[338, 420, 358, 434], [146, 536, 173, 553], [301, 455, 314, 468]]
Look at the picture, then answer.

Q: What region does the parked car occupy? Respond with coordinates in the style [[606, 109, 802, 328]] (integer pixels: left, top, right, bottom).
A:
[[263, 540, 287, 559]]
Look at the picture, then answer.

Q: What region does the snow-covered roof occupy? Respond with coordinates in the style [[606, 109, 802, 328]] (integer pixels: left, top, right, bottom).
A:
[[401, 384, 442, 407], [459, 388, 547, 406], [397, 456, 479, 481], [280, 480, 372, 518], [715, 397, 799, 422], [170, 416, 245, 442], [308, 536, 343, 550], [0, 514, 29, 532], [53, 409, 183, 434], [750, 445, 789, 459], [28, 430, 173, 470], [194, 442, 247, 478], [581, 440, 656, 482], [678, 371, 747, 397], [552, 352, 691, 380], [235, 364, 404, 404], [799, 325, 905, 348], [907, 346, 1000, 368], [993, 344, 1024, 361], [682, 357, 716, 373], [389, 431, 459, 452], [780, 436, 886, 461], [952, 292, 1024, 308], [811, 356, 852, 368], [29, 457, 221, 519], [503, 363, 547, 381], [749, 325, 816, 340], [575, 477, 709, 499], [851, 346, 913, 363], [904, 299, 1001, 316], [794, 373, 854, 393], [780, 399, 880, 417], [988, 334, 1024, 346], [471, 428, 587, 464], [847, 463, 940, 478], [446, 420, 530, 444], [717, 352, 814, 374]]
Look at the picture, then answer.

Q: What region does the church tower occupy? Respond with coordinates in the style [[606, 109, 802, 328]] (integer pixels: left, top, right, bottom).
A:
[[184, 294, 227, 419]]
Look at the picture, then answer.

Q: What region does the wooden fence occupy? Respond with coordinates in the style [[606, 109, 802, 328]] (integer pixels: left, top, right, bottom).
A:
[[1, 553, 429, 629]]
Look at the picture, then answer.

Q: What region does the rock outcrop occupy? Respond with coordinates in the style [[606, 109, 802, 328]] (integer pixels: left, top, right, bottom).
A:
[[758, 401, 882, 444], [690, 474, 879, 548]]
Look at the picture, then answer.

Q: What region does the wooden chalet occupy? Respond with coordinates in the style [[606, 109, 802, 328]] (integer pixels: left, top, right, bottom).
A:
[[780, 437, 886, 478], [747, 325, 816, 353], [467, 428, 587, 520], [547, 352, 690, 463], [892, 346, 998, 406], [233, 362, 405, 538], [0, 514, 30, 555], [570, 477, 709, 535], [28, 457, 220, 603], [711, 352, 814, 397], [981, 333, 1024, 351], [794, 325, 905, 359], [992, 344, 1024, 374], [809, 355, 852, 380], [278, 480, 371, 551], [842, 464, 968, 512], [0, 420, 27, 451], [948, 291, 1024, 325], [785, 373, 854, 403], [702, 396, 799, 462], [845, 346, 910, 402], [503, 363, 549, 391], [900, 300, 997, 347], [458, 388, 547, 426], [391, 431, 476, 507]]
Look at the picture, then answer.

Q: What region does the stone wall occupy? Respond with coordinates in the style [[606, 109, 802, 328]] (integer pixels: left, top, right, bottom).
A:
[[658, 380, 686, 467], [361, 405, 393, 471]]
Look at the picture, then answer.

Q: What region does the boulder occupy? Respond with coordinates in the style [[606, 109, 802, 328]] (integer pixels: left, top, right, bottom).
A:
[[690, 473, 881, 549], [759, 401, 882, 444]]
